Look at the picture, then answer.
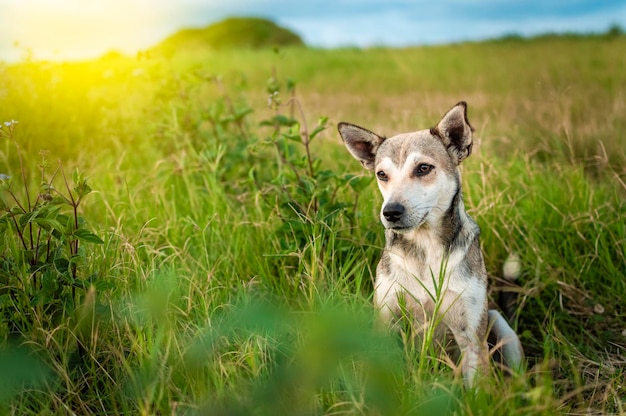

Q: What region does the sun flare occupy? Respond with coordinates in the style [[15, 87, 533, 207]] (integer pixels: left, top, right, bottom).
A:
[[3, 0, 167, 61]]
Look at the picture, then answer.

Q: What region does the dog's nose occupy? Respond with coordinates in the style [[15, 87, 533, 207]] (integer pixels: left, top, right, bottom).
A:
[[383, 202, 405, 222]]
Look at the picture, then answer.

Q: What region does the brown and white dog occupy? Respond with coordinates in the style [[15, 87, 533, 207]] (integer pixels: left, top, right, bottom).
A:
[[338, 102, 523, 387]]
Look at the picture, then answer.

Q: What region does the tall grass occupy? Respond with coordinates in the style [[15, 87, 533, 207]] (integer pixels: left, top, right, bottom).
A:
[[0, 36, 624, 414]]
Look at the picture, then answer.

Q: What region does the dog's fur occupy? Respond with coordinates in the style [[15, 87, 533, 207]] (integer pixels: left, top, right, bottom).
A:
[[338, 102, 523, 387]]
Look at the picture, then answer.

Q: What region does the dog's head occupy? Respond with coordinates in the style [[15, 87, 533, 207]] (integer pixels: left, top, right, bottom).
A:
[[338, 102, 474, 232]]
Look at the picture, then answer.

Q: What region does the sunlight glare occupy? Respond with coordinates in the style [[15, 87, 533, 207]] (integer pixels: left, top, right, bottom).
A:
[[3, 0, 168, 61]]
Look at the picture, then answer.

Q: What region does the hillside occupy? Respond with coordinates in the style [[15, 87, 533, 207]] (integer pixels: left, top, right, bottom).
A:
[[154, 17, 304, 56]]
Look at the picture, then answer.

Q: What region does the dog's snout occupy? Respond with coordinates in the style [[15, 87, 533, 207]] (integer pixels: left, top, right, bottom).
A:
[[383, 202, 405, 222]]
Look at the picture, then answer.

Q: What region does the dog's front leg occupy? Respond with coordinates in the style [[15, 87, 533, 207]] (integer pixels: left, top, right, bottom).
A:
[[373, 269, 404, 328], [443, 302, 489, 388], [373, 303, 397, 336], [453, 331, 487, 388]]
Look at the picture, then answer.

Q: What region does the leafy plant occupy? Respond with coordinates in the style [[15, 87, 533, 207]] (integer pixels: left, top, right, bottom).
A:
[[255, 75, 373, 254], [0, 121, 103, 335]]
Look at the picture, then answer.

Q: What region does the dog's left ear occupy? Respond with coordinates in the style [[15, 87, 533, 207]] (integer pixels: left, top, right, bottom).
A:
[[432, 101, 474, 164]]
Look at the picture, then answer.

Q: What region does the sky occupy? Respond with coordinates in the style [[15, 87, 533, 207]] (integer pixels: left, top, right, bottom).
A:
[[1, 0, 626, 62]]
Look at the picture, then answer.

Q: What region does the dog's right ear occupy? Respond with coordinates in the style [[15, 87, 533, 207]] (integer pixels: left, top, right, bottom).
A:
[[338, 122, 385, 171]]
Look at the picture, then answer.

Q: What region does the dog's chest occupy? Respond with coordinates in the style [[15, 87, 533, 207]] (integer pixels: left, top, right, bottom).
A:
[[377, 230, 473, 309]]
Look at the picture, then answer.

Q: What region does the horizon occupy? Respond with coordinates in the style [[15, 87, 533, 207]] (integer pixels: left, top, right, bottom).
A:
[[2, 0, 626, 63]]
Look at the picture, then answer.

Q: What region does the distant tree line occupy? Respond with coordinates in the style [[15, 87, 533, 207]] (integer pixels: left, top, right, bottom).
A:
[[495, 23, 624, 43]]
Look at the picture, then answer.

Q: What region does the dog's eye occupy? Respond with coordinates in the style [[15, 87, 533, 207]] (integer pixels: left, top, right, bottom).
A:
[[376, 171, 388, 181], [414, 164, 434, 176]]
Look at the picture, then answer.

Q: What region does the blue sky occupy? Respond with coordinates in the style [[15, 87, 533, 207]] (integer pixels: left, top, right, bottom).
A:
[[1, 0, 625, 62]]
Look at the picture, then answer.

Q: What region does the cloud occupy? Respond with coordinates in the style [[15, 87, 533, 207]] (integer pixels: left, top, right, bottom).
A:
[[283, 0, 626, 47]]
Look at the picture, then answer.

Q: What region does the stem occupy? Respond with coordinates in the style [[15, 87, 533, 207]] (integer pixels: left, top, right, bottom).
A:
[[59, 164, 77, 208], [28, 221, 34, 251], [73, 204, 79, 256], [60, 165, 79, 279], [272, 140, 303, 185], [8, 210, 28, 251], [5, 189, 27, 213], [48, 163, 61, 184], [10, 136, 31, 211], [7, 134, 36, 252], [284, 97, 314, 179], [46, 234, 52, 263], [35, 227, 42, 265], [30, 193, 45, 265], [283, 96, 317, 214]]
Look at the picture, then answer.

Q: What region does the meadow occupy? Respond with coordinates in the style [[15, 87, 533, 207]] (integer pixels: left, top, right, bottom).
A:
[[0, 34, 625, 414]]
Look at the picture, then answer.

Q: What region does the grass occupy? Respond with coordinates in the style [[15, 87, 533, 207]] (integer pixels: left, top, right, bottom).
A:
[[0, 34, 625, 414]]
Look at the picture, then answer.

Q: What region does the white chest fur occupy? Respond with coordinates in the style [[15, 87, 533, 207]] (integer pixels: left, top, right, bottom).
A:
[[374, 227, 486, 329]]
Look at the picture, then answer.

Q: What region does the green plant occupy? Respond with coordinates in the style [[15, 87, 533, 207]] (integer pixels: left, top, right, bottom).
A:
[[255, 75, 372, 250], [239, 73, 378, 301], [0, 120, 103, 336]]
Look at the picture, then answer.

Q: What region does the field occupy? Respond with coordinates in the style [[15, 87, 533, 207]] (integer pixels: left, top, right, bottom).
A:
[[1, 35, 625, 414]]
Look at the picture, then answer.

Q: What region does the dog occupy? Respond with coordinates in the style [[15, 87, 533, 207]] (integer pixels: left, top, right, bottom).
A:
[[338, 102, 523, 387]]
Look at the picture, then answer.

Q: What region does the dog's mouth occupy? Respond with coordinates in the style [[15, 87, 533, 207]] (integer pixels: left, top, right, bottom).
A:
[[387, 225, 415, 234], [384, 214, 427, 233]]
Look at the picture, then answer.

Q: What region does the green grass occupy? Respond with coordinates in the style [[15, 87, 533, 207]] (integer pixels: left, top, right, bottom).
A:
[[0, 35, 625, 414]]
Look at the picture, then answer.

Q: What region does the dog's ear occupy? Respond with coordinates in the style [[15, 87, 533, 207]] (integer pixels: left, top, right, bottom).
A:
[[338, 122, 385, 171], [432, 101, 474, 164]]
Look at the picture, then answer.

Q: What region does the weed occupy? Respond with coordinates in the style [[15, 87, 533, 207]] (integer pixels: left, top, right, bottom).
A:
[[250, 73, 374, 296], [0, 121, 103, 336]]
